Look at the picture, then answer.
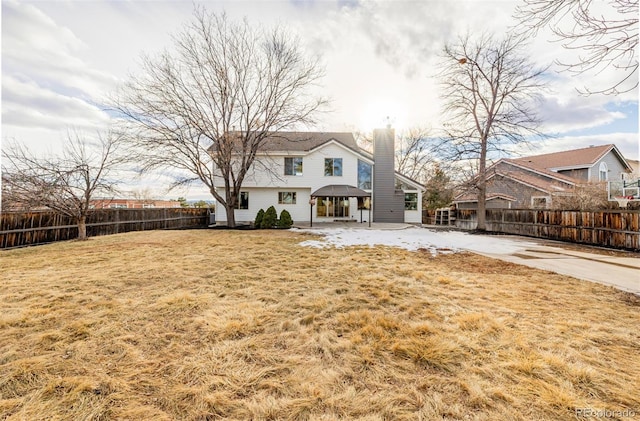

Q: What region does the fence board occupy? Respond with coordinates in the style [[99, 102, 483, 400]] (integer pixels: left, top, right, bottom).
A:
[[455, 209, 640, 251], [0, 208, 209, 249]]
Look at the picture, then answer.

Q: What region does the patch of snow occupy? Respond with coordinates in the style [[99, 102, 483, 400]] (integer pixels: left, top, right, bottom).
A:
[[297, 227, 537, 255]]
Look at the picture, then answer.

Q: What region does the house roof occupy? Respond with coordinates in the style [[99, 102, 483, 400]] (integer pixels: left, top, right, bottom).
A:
[[493, 168, 572, 193], [511, 144, 629, 170], [502, 159, 579, 185], [311, 184, 371, 198], [454, 192, 517, 203], [453, 160, 575, 203], [247, 131, 363, 153], [212, 131, 425, 190]]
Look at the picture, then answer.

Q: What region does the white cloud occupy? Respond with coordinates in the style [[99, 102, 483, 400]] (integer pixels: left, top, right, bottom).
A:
[[2, 1, 118, 98], [2, 0, 637, 199], [537, 95, 627, 133], [2, 75, 110, 131]]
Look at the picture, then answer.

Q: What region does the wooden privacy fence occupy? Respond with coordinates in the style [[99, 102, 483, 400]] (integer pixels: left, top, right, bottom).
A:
[[455, 209, 640, 251], [0, 208, 209, 249]]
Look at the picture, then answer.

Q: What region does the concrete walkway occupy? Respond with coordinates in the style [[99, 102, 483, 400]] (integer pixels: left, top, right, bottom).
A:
[[475, 236, 640, 294]]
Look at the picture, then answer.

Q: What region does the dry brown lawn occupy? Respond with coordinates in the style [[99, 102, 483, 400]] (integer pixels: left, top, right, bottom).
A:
[[1, 229, 638, 421]]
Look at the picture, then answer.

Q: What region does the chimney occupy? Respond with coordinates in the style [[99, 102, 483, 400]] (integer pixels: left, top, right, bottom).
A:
[[372, 127, 405, 223]]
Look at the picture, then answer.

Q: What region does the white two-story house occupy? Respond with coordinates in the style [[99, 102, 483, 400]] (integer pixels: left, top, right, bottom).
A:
[[213, 128, 424, 225]]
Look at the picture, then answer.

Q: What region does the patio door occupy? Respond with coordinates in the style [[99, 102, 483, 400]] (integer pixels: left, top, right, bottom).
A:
[[317, 196, 350, 218]]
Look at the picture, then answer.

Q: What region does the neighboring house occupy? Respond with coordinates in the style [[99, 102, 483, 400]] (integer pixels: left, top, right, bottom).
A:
[[511, 144, 631, 183], [454, 144, 633, 209], [90, 199, 182, 209], [624, 159, 639, 181], [212, 128, 424, 225]]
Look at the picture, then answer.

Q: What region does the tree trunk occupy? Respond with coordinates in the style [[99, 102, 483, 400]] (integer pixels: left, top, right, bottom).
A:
[[224, 188, 238, 228], [224, 204, 236, 228], [477, 137, 488, 231], [476, 183, 487, 231], [77, 215, 88, 240]]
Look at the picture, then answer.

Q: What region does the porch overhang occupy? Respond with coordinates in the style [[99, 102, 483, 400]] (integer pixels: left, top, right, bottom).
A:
[[309, 185, 371, 227], [311, 184, 371, 198]]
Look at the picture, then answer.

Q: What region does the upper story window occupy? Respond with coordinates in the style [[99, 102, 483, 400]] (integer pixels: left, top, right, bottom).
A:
[[324, 158, 343, 176], [284, 157, 303, 176], [358, 160, 372, 190], [599, 162, 608, 181]]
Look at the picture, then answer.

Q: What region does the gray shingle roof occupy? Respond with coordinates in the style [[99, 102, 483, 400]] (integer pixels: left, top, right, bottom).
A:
[[311, 184, 371, 197], [253, 132, 363, 154], [511, 144, 616, 169]]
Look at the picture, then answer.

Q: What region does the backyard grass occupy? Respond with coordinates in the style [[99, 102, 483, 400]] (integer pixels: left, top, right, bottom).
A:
[[0, 229, 638, 420]]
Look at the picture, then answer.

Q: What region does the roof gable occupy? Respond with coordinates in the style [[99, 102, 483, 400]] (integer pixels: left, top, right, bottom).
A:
[[454, 193, 517, 203], [502, 159, 579, 185], [454, 159, 575, 202], [491, 165, 573, 193]]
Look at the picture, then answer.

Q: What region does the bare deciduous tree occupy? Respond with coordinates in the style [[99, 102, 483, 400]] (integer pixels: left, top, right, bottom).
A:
[[438, 33, 548, 230], [395, 127, 437, 184], [552, 182, 612, 210], [514, 0, 638, 95], [1, 130, 126, 239], [352, 127, 436, 184], [113, 8, 326, 227]]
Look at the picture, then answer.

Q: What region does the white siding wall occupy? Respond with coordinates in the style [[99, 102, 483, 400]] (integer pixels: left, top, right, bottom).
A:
[[405, 207, 422, 223], [238, 142, 363, 189], [216, 188, 312, 224], [214, 141, 423, 224], [215, 142, 364, 224]]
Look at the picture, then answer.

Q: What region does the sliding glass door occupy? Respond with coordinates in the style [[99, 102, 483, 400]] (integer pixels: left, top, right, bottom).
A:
[[316, 196, 350, 218]]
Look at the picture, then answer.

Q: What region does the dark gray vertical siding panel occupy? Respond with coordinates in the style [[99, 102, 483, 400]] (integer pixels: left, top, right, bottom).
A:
[[373, 128, 404, 223]]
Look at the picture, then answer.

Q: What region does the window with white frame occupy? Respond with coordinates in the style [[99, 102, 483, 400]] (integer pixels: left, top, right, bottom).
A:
[[404, 193, 418, 210], [284, 157, 303, 176], [599, 162, 608, 181], [236, 192, 249, 209], [324, 158, 343, 176], [278, 192, 297, 204]]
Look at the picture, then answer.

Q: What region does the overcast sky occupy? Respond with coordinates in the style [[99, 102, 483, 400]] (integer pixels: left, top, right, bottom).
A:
[[2, 0, 638, 199]]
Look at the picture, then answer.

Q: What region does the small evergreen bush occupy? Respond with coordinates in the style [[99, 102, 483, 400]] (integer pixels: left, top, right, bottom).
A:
[[260, 206, 278, 229], [277, 209, 293, 228], [255, 208, 265, 228]]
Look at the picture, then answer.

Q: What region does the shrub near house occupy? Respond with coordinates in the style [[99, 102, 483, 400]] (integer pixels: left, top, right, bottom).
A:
[[255, 209, 265, 228], [254, 207, 293, 229], [278, 210, 293, 228], [260, 206, 278, 229]]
